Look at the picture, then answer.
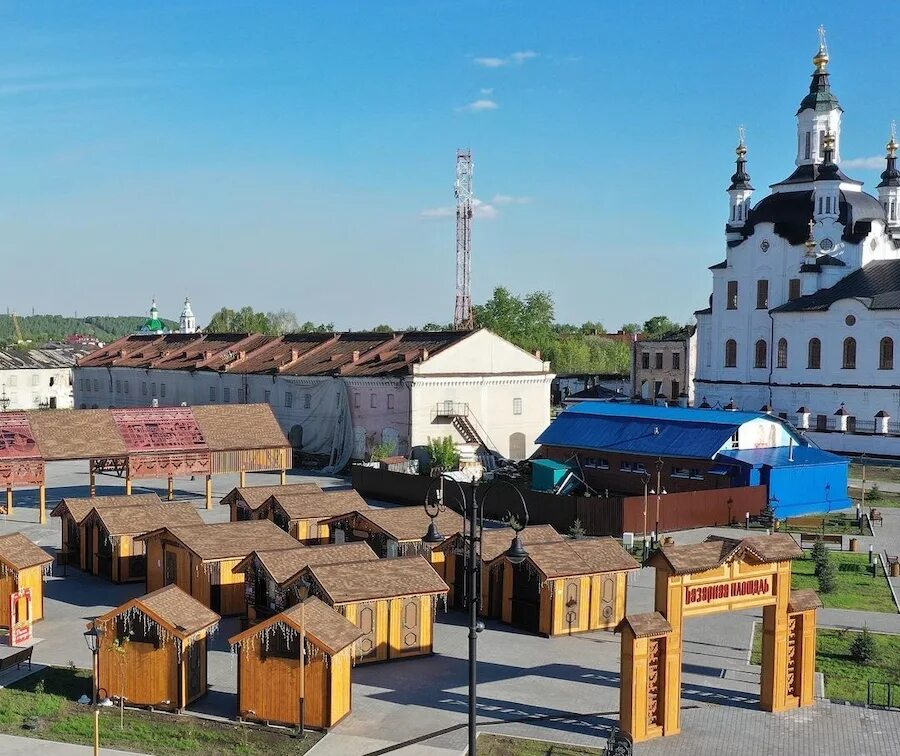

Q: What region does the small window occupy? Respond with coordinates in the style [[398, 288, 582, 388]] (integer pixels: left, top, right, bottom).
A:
[[285, 391, 293, 408], [672, 352, 680, 370], [756, 280, 769, 309], [671, 380, 679, 398], [641, 352, 650, 369], [79, 379, 85, 391], [160, 383, 166, 398], [115, 380, 121, 394], [754, 339, 767, 368], [777, 338, 788, 369], [807, 338, 821, 369], [151, 383, 156, 397], [880, 337, 894, 370], [94, 379, 99, 392], [264, 390, 271, 403], [620, 461, 633, 473], [513, 397, 523, 415], [654, 380, 662, 398], [303, 393, 311, 409], [370, 393, 377, 409], [634, 463, 647, 474], [789, 279, 801, 300], [31, 374, 38, 387], [223, 387, 231, 403], [209, 386, 217, 402], [726, 281, 738, 310], [598, 458, 609, 469], [724, 339, 737, 368], [654, 353, 663, 369], [387, 393, 395, 410], [730, 430, 739, 449], [141, 381, 147, 396], [8, 376, 16, 387], [816, 414, 828, 431], [354, 393, 360, 409], [805, 131, 812, 160], [671, 467, 689, 478], [689, 468, 704, 480], [842, 337, 856, 369], [124, 381, 129, 394]]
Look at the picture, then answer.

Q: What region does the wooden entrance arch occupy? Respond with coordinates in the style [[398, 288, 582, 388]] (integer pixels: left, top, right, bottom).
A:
[[618, 534, 820, 743]]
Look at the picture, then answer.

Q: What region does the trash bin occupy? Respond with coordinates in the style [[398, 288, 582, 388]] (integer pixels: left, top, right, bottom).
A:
[[891, 562, 900, 578], [849, 537, 859, 552]]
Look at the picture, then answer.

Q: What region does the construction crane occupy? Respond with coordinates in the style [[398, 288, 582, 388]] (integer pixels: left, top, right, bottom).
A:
[[454, 149, 474, 330]]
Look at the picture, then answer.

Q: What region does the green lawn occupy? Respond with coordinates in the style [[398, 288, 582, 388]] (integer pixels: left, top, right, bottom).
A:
[[2, 667, 322, 755], [779, 513, 869, 536], [849, 487, 900, 509], [751, 625, 900, 704], [850, 463, 900, 484], [792, 551, 896, 613], [479, 734, 604, 755]]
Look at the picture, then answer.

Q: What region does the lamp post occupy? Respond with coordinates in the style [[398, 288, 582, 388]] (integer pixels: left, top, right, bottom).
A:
[[423, 475, 528, 756], [0, 387, 9, 412], [641, 472, 651, 561], [859, 453, 866, 523], [83, 619, 104, 705], [652, 458, 667, 546]]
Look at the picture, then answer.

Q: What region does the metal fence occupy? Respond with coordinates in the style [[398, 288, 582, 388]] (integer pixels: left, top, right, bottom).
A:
[[867, 681, 899, 708]]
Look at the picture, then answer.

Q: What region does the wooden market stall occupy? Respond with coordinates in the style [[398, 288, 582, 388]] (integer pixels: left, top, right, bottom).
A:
[[229, 596, 363, 729], [0, 532, 53, 627], [137, 520, 299, 615], [92, 584, 220, 711], [260, 490, 370, 544], [51, 493, 161, 570], [320, 507, 463, 567], [233, 542, 379, 622], [221, 482, 323, 521], [484, 537, 640, 637], [80, 502, 203, 583], [0, 405, 291, 524], [433, 524, 564, 612], [300, 555, 449, 663]]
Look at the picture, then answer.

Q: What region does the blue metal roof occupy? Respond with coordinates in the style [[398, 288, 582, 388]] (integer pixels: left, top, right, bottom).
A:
[[536, 403, 802, 460], [718, 445, 848, 468]]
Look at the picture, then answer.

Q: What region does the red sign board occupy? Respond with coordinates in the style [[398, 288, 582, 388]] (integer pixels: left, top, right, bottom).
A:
[[111, 407, 208, 453], [684, 577, 772, 609], [9, 588, 33, 647], [0, 413, 39, 460]]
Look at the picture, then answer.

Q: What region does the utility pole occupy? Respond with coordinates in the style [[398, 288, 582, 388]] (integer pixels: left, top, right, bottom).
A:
[[454, 150, 474, 330]]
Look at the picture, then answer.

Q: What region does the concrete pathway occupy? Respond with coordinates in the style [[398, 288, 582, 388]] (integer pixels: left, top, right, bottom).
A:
[[0, 734, 144, 755]]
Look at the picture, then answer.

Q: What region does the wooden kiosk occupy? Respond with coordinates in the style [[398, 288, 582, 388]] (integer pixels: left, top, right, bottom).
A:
[[138, 520, 298, 615], [229, 596, 363, 729], [619, 534, 819, 743], [221, 483, 322, 521], [0, 532, 53, 627], [92, 585, 219, 711], [259, 490, 370, 544], [233, 542, 379, 622]]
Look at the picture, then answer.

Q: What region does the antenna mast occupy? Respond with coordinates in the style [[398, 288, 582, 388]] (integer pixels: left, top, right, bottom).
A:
[[454, 149, 474, 330]]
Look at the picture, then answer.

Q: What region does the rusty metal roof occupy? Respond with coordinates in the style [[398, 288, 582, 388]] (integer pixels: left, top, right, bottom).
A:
[[79, 331, 479, 377]]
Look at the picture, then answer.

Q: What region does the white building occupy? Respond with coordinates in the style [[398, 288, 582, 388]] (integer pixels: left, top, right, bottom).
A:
[[0, 347, 82, 410], [74, 329, 554, 464], [694, 34, 900, 457]]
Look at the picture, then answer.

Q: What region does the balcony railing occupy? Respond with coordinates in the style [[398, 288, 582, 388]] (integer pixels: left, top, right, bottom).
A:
[[434, 401, 469, 418]]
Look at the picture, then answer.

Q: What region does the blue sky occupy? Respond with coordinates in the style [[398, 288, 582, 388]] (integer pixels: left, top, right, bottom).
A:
[[0, 1, 896, 330]]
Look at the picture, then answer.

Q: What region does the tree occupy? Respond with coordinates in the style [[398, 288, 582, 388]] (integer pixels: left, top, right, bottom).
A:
[[473, 287, 555, 353], [206, 306, 274, 334], [817, 551, 837, 593], [811, 538, 829, 576], [580, 321, 605, 335], [620, 323, 641, 334], [567, 518, 586, 539], [427, 436, 460, 473], [642, 315, 682, 338], [850, 627, 877, 664], [298, 321, 335, 333], [372, 324, 393, 333], [266, 309, 300, 335]]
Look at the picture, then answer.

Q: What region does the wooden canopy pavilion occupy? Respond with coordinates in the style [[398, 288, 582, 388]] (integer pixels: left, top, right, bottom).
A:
[[233, 542, 379, 622], [0, 532, 53, 627], [0, 404, 290, 523], [300, 555, 449, 663], [484, 537, 640, 637], [80, 502, 203, 583], [259, 490, 370, 544], [51, 493, 161, 570], [137, 520, 299, 615], [221, 482, 322, 521], [320, 507, 463, 565], [229, 596, 363, 729], [93, 585, 220, 712]]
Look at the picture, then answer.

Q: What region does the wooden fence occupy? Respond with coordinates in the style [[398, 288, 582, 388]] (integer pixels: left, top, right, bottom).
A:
[[620, 485, 767, 535]]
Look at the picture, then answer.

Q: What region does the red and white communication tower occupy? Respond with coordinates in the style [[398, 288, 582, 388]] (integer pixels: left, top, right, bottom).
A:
[[454, 149, 474, 330]]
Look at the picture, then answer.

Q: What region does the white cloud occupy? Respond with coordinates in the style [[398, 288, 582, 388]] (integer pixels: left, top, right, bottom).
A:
[[842, 156, 885, 170], [480, 87, 494, 95], [491, 194, 533, 206], [457, 98, 499, 113], [473, 51, 538, 68], [419, 206, 455, 218]]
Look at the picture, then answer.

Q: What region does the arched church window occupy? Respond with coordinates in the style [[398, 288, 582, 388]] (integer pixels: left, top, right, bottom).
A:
[[754, 340, 767, 369], [805, 132, 812, 160], [880, 337, 894, 370], [842, 337, 856, 369], [724, 340, 737, 368], [777, 339, 788, 369], [807, 338, 821, 369]]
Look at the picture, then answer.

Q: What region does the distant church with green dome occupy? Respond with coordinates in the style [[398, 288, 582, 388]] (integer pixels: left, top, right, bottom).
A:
[[137, 298, 198, 335]]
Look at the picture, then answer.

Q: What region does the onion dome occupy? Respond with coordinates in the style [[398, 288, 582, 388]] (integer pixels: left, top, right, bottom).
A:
[[878, 127, 900, 189], [798, 27, 841, 114], [729, 135, 753, 191], [818, 131, 840, 180]]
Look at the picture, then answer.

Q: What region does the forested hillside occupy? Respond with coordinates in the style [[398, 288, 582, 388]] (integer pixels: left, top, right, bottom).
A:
[[0, 315, 178, 345]]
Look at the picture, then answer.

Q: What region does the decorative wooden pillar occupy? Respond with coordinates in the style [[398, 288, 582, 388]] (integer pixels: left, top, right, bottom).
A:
[[618, 612, 672, 743], [125, 471, 132, 495], [89, 463, 96, 497], [39, 484, 47, 524], [654, 570, 683, 737], [280, 469, 286, 485], [6, 487, 12, 516], [787, 589, 822, 708], [205, 475, 213, 510], [239, 470, 247, 488], [760, 560, 793, 712], [167, 477, 175, 501]]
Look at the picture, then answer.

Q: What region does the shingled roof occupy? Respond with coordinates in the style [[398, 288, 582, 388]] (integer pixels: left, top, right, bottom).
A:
[[788, 589, 823, 613], [773, 258, 900, 313], [28, 409, 126, 460], [507, 538, 639, 580], [221, 483, 324, 511], [233, 542, 379, 585], [651, 533, 802, 575], [137, 520, 298, 561], [307, 555, 449, 604], [79, 331, 478, 377], [568, 537, 641, 573], [617, 612, 672, 638], [190, 404, 289, 451], [435, 524, 563, 563], [98, 585, 219, 640], [321, 507, 464, 543], [51, 493, 162, 525], [87, 502, 203, 537], [0, 532, 53, 574], [266, 489, 369, 521]]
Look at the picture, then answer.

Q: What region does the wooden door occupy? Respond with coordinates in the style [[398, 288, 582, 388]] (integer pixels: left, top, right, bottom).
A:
[[600, 574, 617, 624], [186, 640, 203, 702], [398, 598, 421, 656], [489, 565, 504, 618], [164, 549, 178, 586], [356, 605, 378, 661], [561, 579, 581, 635], [510, 565, 541, 633]]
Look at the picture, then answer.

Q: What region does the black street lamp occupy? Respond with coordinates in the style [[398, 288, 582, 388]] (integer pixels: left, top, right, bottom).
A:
[[83, 619, 104, 705], [423, 475, 528, 756], [0, 388, 9, 412]]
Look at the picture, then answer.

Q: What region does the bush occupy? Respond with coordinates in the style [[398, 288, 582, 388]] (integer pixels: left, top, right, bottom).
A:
[[818, 553, 837, 593], [370, 439, 397, 462], [567, 519, 585, 539], [850, 627, 877, 664], [811, 538, 829, 576], [427, 436, 460, 473], [867, 483, 882, 502]]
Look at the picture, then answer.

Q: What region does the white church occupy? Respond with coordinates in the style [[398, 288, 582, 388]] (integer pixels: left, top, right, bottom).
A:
[[694, 31, 900, 457]]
